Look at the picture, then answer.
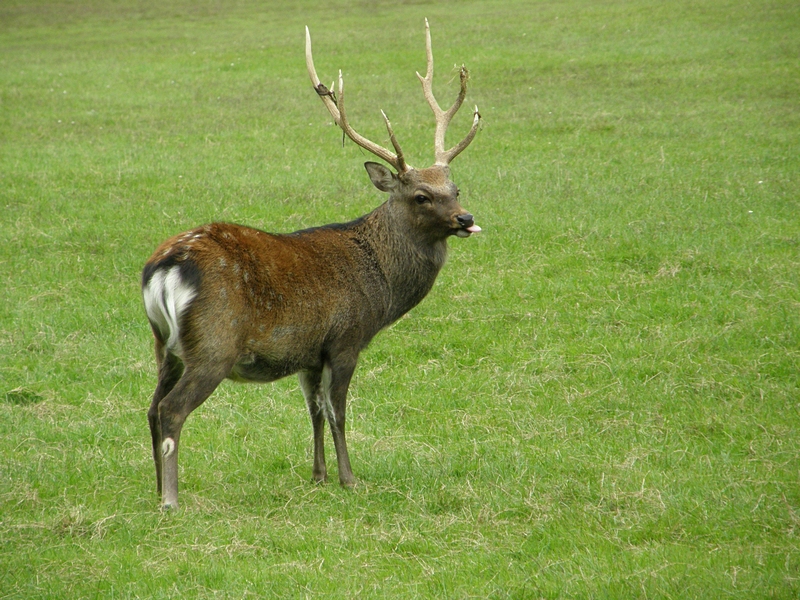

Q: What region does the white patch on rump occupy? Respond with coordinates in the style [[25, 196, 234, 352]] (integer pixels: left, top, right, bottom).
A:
[[142, 265, 197, 355]]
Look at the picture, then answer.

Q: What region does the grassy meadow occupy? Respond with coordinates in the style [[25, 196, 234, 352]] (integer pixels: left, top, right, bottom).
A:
[[2, 0, 799, 597]]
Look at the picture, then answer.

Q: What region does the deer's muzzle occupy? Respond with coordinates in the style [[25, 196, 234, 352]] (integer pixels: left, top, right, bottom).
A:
[[454, 213, 481, 238]]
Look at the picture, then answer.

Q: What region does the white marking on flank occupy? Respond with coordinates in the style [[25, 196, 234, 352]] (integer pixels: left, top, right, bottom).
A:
[[143, 265, 197, 355], [162, 437, 175, 457]]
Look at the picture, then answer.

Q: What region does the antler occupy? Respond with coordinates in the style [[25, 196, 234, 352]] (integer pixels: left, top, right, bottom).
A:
[[305, 27, 410, 173], [416, 18, 480, 166]]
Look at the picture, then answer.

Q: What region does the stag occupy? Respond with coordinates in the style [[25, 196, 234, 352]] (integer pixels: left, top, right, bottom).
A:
[[142, 20, 481, 509]]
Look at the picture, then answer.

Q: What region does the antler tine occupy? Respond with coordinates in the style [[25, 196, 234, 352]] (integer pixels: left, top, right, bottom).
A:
[[416, 19, 481, 166], [305, 26, 409, 173], [442, 103, 480, 165], [305, 26, 340, 123], [380, 110, 407, 170]]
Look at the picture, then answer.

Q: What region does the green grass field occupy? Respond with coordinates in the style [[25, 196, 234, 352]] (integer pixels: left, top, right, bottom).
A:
[[2, 0, 799, 597]]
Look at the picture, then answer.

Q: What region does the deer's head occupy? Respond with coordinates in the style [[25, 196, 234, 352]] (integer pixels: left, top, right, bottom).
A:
[[305, 19, 481, 241]]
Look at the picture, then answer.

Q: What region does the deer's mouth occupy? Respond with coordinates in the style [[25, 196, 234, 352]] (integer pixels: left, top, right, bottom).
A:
[[454, 224, 481, 238]]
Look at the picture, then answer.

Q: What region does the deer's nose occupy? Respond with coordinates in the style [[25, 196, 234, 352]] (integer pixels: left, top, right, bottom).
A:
[[456, 213, 474, 228]]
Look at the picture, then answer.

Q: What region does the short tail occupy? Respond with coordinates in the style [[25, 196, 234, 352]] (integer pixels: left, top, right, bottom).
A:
[[142, 263, 198, 353]]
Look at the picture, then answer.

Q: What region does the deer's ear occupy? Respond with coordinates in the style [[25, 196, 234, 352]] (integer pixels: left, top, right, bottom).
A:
[[365, 162, 397, 192]]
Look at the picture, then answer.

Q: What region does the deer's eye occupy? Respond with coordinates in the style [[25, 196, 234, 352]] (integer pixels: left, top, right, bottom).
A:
[[415, 194, 430, 205]]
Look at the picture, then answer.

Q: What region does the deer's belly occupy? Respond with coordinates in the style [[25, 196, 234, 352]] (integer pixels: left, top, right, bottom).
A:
[[228, 352, 314, 383]]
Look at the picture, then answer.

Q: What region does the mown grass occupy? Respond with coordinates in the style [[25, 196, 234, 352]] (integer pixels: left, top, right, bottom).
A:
[[2, 0, 799, 597]]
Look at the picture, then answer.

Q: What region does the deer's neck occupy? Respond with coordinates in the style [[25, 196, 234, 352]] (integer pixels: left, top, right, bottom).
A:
[[359, 203, 448, 325]]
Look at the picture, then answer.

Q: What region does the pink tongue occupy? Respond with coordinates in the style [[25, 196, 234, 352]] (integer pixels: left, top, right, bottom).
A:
[[466, 225, 481, 233]]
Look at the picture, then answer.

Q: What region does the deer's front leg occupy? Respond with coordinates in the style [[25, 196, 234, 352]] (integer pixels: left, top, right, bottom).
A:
[[298, 370, 328, 483], [322, 359, 357, 487]]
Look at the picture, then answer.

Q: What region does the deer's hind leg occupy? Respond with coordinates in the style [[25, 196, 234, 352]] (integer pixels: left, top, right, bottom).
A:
[[154, 363, 230, 510], [147, 340, 184, 497]]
